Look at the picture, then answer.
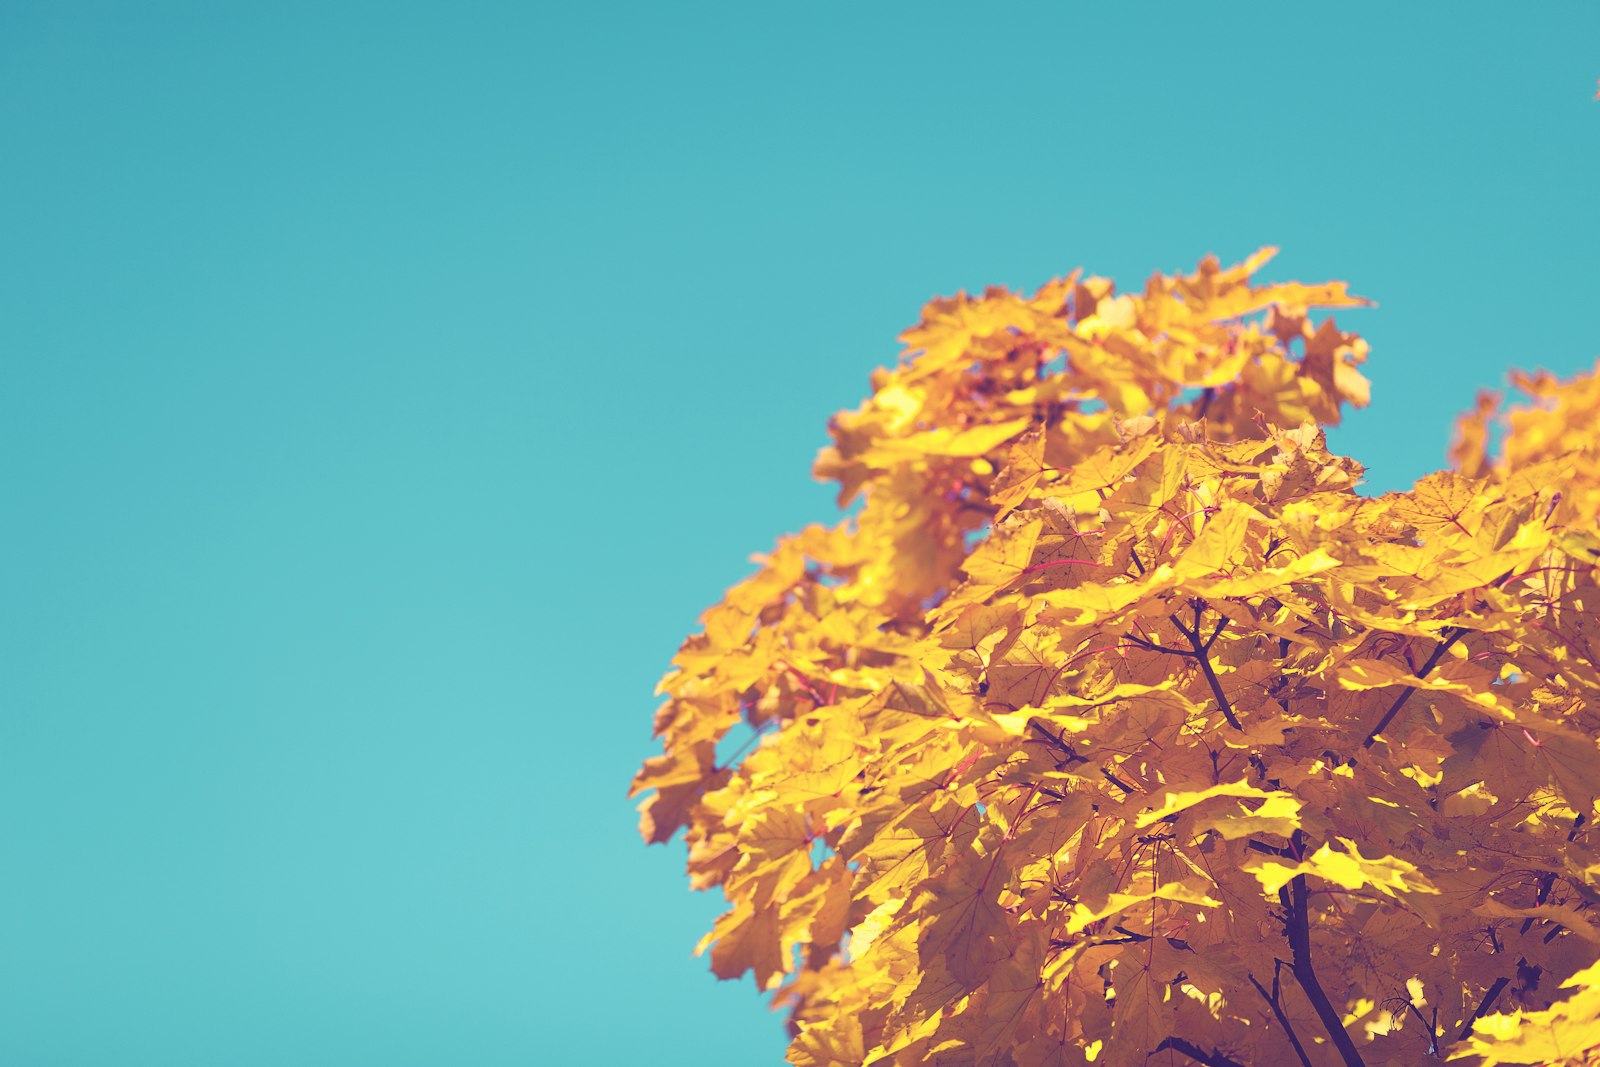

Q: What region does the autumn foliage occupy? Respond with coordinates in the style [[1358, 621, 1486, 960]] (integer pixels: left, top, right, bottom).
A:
[[632, 250, 1600, 1067]]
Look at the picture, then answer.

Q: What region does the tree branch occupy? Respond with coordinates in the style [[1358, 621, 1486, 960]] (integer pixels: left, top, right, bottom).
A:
[[1173, 609, 1243, 731], [1027, 721, 1089, 765], [1521, 873, 1558, 936], [1125, 631, 1195, 658], [1403, 1001, 1439, 1056], [1101, 768, 1137, 794], [1456, 976, 1509, 1041], [1248, 962, 1314, 1067], [1523, 816, 1588, 934], [1204, 616, 1228, 652], [1361, 627, 1467, 748], [1282, 865, 1367, 1067], [1150, 1036, 1247, 1067]]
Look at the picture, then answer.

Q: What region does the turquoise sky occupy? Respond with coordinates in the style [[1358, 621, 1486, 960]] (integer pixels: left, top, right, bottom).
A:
[[3, 3, 1596, 1065]]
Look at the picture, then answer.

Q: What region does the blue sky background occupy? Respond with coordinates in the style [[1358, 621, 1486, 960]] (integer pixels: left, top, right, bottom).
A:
[[2, 3, 1596, 1064]]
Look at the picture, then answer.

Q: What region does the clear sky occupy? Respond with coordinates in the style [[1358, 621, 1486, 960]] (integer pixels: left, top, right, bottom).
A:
[[2, 3, 1596, 1064]]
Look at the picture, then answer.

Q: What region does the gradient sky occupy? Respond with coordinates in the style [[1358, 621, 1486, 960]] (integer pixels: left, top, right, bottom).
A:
[[3, 3, 1597, 1065]]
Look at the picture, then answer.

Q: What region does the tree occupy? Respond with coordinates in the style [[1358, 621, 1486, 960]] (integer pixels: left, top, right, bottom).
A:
[[631, 249, 1600, 1067]]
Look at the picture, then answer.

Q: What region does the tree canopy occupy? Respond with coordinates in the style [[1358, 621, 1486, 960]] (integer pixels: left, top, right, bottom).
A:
[[632, 249, 1600, 1067]]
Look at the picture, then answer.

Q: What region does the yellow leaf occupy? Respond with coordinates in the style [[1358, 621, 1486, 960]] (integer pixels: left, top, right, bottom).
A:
[[892, 416, 1035, 459], [1136, 780, 1286, 828], [1248, 838, 1440, 899], [1194, 547, 1341, 597], [1064, 882, 1221, 935]]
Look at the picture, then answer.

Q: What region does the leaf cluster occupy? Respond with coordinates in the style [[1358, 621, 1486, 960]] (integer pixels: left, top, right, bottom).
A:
[[633, 250, 1600, 1067]]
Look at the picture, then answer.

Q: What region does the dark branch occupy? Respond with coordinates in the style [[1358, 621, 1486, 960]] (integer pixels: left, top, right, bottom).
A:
[[1027, 721, 1089, 764], [1522, 873, 1558, 935], [1282, 858, 1368, 1067], [1247, 963, 1314, 1067], [1150, 1037, 1247, 1067], [1204, 616, 1228, 652], [1457, 976, 1509, 1041], [1125, 632, 1195, 658], [1361, 627, 1467, 748], [1173, 608, 1244, 731], [1526, 816, 1590, 933], [1101, 768, 1136, 794], [1096, 925, 1151, 946], [1403, 1001, 1439, 1056]]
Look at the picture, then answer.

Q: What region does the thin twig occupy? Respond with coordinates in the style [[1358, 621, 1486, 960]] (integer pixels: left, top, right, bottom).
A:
[[1101, 768, 1137, 794], [1247, 961, 1314, 1067], [1027, 721, 1089, 765], [1125, 632, 1196, 658], [1403, 1001, 1439, 1055], [1361, 627, 1467, 748]]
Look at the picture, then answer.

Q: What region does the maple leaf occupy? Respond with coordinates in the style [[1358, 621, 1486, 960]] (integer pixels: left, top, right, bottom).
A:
[[1137, 780, 1304, 841], [1246, 837, 1440, 900]]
